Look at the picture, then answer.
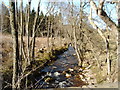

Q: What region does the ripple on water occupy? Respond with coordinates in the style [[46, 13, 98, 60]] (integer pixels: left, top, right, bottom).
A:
[[36, 46, 86, 89]]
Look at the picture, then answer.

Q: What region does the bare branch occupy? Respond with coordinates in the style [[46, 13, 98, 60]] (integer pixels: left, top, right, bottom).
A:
[[29, 5, 56, 46], [88, 7, 106, 43], [90, 0, 117, 29], [15, 61, 47, 86]]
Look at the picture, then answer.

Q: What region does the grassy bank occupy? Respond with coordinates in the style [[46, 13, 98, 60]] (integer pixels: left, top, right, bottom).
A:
[[1, 33, 69, 89], [26, 46, 68, 88], [2, 45, 68, 89]]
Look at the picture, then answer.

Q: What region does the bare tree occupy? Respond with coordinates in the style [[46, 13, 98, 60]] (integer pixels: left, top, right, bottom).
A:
[[89, 0, 119, 76], [47, 15, 50, 50], [25, 0, 31, 66], [31, 0, 41, 63], [88, 6, 111, 74], [117, 1, 120, 84], [9, 1, 19, 89], [16, 0, 22, 89]]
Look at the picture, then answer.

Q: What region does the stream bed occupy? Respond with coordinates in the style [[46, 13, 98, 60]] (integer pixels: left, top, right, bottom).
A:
[[34, 46, 87, 89]]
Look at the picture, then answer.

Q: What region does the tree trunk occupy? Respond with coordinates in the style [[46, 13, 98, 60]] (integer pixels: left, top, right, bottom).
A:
[[9, 1, 19, 89], [73, 25, 82, 66], [47, 17, 50, 51], [106, 35, 111, 75], [117, 1, 120, 83], [31, 1, 40, 63], [26, 1, 31, 65], [89, 0, 119, 78], [50, 21, 53, 49], [59, 30, 62, 46], [17, 0, 23, 89]]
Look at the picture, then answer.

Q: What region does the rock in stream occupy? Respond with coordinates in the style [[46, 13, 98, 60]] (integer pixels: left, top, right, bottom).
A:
[[34, 46, 87, 89]]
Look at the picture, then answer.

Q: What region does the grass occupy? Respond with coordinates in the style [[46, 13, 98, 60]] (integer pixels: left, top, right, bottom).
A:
[[91, 66, 107, 84], [0, 33, 69, 88], [1, 29, 118, 87], [34, 45, 68, 69]]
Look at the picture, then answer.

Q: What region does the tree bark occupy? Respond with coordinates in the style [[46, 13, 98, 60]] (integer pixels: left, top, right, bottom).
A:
[[31, 0, 40, 63], [89, 3, 112, 74], [73, 26, 82, 66], [26, 1, 31, 65], [17, 0, 23, 89], [9, 1, 19, 89], [47, 17, 50, 51], [90, 0, 117, 41], [71, 1, 82, 66], [89, 0, 119, 76], [106, 35, 110, 75], [117, 1, 120, 83], [90, 0, 117, 29]]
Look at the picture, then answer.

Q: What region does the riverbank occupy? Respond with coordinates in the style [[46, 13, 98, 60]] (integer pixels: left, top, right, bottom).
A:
[[1, 33, 69, 89], [1, 33, 118, 89], [33, 46, 88, 89], [2, 45, 68, 89]]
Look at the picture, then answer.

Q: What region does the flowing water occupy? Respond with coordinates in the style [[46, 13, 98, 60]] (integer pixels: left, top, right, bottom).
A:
[[34, 46, 86, 89]]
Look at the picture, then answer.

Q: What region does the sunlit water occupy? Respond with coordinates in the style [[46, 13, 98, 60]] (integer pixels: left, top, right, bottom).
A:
[[34, 46, 85, 89]]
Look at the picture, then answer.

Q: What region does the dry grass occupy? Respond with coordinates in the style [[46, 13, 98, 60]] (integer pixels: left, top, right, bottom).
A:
[[0, 33, 68, 72], [1, 33, 69, 88]]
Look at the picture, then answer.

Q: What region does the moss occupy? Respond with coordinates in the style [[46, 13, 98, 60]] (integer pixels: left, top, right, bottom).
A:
[[43, 53, 50, 60], [36, 46, 68, 63], [91, 66, 107, 84], [95, 73, 106, 84], [1, 45, 68, 88], [22, 46, 68, 87], [32, 46, 68, 74]]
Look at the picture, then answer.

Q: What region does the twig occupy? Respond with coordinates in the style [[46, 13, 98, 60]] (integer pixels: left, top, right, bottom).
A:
[[15, 61, 47, 86]]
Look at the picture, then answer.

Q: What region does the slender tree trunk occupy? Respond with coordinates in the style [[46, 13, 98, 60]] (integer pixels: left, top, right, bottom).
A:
[[15, 0, 18, 30], [50, 21, 53, 49], [47, 17, 50, 51], [9, 1, 19, 90], [17, 0, 23, 89], [31, 1, 40, 63], [88, 6, 108, 69], [117, 1, 120, 83], [106, 35, 111, 75], [59, 30, 62, 46], [73, 26, 82, 66], [26, 1, 31, 65], [70, 1, 82, 66], [0, 3, 3, 90], [25, 76, 28, 89], [15, 1, 20, 88]]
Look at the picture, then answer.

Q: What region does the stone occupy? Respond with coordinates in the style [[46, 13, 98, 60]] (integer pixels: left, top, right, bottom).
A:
[[81, 78, 86, 81], [46, 72, 52, 76], [87, 77, 91, 81], [44, 76, 53, 82], [59, 81, 67, 87], [68, 68, 74, 72], [55, 80, 59, 83], [79, 74, 84, 79], [54, 72, 61, 77], [73, 54, 76, 56], [65, 73, 71, 78], [79, 68, 83, 72], [52, 66, 57, 69], [82, 85, 87, 88]]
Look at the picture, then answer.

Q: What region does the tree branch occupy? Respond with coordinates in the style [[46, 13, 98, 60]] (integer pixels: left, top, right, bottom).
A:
[[88, 7, 106, 43], [90, 0, 117, 29]]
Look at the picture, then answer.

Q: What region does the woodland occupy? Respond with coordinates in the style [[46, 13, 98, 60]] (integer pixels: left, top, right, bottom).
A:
[[0, 0, 120, 89]]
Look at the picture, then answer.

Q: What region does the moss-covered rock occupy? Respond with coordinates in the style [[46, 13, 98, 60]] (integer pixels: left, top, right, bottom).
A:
[[25, 46, 68, 87]]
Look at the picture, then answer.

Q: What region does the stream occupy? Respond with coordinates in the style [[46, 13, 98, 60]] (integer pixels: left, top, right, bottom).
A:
[[34, 46, 87, 89]]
